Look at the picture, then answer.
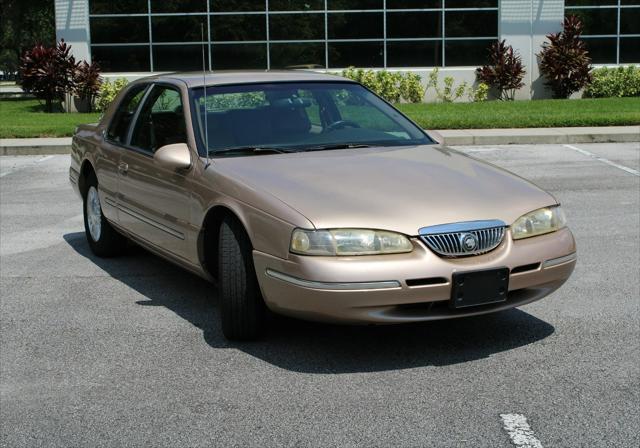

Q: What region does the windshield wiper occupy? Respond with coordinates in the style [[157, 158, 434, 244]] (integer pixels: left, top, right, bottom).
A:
[[298, 143, 372, 152], [210, 146, 295, 156]]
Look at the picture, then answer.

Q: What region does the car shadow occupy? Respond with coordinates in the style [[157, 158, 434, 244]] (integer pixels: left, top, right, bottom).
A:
[[64, 232, 555, 374]]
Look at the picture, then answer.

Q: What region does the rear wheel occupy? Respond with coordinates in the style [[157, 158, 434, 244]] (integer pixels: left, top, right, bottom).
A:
[[83, 172, 127, 257], [218, 217, 266, 340]]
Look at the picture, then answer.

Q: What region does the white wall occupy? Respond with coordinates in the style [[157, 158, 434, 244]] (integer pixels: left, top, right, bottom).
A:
[[54, 0, 91, 63]]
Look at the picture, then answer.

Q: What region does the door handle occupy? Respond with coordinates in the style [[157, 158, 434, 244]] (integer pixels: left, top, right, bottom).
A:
[[118, 162, 128, 174]]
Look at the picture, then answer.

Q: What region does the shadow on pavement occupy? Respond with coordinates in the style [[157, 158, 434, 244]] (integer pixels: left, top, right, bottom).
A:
[[64, 232, 555, 374]]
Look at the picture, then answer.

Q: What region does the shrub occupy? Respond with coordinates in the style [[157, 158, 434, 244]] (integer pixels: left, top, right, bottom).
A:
[[73, 61, 102, 111], [476, 40, 526, 101], [95, 77, 128, 112], [341, 68, 424, 103], [19, 40, 77, 112], [584, 66, 640, 98], [467, 82, 490, 102], [426, 68, 468, 102], [539, 15, 592, 99], [399, 72, 424, 103]]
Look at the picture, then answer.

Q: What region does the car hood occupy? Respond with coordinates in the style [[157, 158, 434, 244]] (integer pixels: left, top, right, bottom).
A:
[[215, 145, 556, 236]]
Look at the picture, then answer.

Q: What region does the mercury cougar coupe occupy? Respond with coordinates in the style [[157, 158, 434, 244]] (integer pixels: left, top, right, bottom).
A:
[[70, 71, 576, 340]]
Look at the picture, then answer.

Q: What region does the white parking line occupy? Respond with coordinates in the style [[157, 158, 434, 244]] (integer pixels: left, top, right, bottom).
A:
[[500, 414, 543, 448], [563, 144, 639, 177], [37, 155, 55, 163]]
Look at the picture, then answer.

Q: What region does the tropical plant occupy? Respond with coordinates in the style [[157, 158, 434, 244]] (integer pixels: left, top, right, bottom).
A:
[[95, 77, 129, 112], [426, 68, 468, 103], [19, 40, 77, 112], [476, 40, 526, 101], [73, 61, 102, 111], [538, 15, 592, 99], [584, 66, 640, 98]]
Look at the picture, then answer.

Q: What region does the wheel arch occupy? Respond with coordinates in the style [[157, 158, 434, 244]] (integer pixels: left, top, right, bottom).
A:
[[78, 159, 96, 197], [198, 205, 253, 280]]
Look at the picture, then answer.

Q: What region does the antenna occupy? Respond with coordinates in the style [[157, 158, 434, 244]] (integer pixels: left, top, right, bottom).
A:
[[201, 23, 210, 169]]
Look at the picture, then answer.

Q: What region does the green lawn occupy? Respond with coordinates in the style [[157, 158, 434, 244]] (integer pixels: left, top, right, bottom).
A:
[[397, 97, 640, 130], [0, 96, 638, 139], [0, 98, 101, 138]]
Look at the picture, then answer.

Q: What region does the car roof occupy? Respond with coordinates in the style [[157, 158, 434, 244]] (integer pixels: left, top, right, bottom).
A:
[[142, 70, 353, 88]]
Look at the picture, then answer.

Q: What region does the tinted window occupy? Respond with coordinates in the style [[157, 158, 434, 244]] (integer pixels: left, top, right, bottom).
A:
[[211, 44, 268, 69], [152, 16, 207, 42], [91, 46, 151, 72], [107, 86, 148, 144], [90, 18, 149, 44], [269, 13, 325, 40], [131, 87, 187, 153], [270, 43, 326, 69], [190, 82, 430, 156]]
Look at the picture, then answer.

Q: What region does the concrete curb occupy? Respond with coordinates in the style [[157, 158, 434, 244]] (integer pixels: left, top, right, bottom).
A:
[[1, 126, 638, 155]]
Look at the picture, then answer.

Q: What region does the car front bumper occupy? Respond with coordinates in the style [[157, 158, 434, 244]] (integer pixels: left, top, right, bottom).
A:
[[253, 228, 576, 324]]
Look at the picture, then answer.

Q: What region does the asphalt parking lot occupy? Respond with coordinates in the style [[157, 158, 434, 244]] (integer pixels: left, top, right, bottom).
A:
[[1, 143, 639, 447]]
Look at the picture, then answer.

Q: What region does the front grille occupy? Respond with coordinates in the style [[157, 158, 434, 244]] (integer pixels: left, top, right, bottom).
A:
[[419, 220, 506, 257]]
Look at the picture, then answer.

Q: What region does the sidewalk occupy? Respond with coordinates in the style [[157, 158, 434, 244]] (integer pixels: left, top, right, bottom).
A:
[[1, 126, 638, 155]]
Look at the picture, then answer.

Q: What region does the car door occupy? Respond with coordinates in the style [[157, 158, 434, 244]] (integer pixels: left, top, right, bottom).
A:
[[99, 83, 149, 224], [117, 84, 194, 261]]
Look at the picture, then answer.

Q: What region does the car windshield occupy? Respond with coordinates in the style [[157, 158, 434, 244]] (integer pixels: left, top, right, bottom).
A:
[[190, 82, 433, 156]]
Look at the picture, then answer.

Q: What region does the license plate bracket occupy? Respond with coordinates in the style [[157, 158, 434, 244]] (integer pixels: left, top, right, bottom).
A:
[[450, 267, 509, 309]]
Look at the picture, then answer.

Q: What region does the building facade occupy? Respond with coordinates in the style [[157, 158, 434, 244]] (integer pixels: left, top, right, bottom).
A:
[[55, 1, 639, 99]]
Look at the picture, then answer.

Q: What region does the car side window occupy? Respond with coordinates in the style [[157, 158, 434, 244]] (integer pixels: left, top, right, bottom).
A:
[[130, 86, 187, 153], [106, 85, 147, 144]]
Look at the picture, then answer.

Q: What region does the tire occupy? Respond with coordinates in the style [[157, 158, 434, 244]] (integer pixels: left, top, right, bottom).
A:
[[218, 217, 266, 340], [83, 171, 127, 257]]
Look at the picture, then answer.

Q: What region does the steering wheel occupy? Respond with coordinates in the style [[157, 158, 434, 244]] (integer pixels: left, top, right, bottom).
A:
[[324, 120, 361, 132]]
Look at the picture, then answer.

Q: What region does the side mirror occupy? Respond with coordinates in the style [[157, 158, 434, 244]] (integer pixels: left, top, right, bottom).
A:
[[154, 143, 191, 170]]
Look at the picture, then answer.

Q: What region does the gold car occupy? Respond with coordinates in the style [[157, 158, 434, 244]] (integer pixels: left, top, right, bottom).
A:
[[70, 71, 576, 340]]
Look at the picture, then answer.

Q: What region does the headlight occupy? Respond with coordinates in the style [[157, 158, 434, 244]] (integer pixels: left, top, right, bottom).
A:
[[511, 206, 567, 240], [290, 228, 413, 256]]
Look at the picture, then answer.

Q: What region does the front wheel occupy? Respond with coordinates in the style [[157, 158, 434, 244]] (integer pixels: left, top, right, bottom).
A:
[[83, 172, 127, 257], [218, 217, 266, 340]]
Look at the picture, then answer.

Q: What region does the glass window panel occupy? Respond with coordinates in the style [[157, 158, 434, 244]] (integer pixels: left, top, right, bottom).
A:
[[151, 0, 207, 13], [131, 86, 186, 152], [621, 1, 640, 5], [153, 45, 210, 71], [565, 1, 616, 6], [270, 0, 324, 10], [621, 8, 640, 34], [269, 13, 325, 40], [211, 15, 266, 41], [327, 0, 382, 9], [445, 11, 497, 37], [107, 85, 147, 143], [90, 0, 147, 14], [444, 39, 493, 66], [270, 43, 326, 68], [387, 1, 441, 8], [90, 18, 149, 44], [387, 11, 441, 38], [211, 44, 268, 69], [565, 9, 617, 35], [582, 37, 617, 63], [328, 13, 383, 39], [328, 42, 383, 67], [620, 37, 640, 63], [152, 16, 207, 42], [91, 46, 151, 72], [446, 0, 498, 7], [210, 0, 266, 12], [387, 41, 441, 67]]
